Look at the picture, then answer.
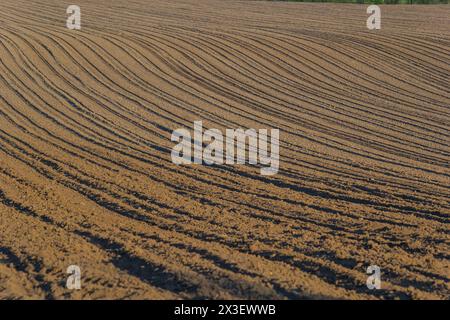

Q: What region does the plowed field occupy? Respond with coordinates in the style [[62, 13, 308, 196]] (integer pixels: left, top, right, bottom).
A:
[[0, 0, 449, 299]]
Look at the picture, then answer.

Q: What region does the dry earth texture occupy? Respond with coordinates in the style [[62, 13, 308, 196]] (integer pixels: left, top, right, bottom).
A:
[[0, 0, 449, 299]]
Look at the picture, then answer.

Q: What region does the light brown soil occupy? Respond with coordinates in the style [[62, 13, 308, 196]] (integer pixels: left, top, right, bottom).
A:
[[0, 0, 449, 299]]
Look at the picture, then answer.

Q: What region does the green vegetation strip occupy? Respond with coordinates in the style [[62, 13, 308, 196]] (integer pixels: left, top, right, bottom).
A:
[[281, 0, 448, 4]]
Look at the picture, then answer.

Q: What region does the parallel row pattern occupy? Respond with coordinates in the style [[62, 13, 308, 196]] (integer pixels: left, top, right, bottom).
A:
[[0, 0, 448, 299]]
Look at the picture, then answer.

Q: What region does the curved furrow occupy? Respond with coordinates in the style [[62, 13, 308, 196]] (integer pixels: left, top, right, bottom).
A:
[[0, 0, 449, 300]]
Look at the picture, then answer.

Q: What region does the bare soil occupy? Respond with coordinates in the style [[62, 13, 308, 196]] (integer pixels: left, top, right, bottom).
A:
[[0, 0, 449, 299]]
